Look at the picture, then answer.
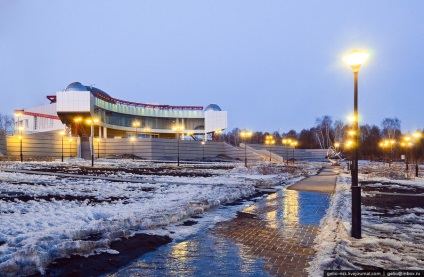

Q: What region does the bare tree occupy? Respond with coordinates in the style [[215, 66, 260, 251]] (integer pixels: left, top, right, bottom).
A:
[[332, 120, 346, 144], [314, 115, 333, 149], [0, 113, 14, 135]]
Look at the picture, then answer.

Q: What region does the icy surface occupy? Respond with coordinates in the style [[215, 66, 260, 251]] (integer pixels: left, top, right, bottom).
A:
[[309, 162, 424, 275]]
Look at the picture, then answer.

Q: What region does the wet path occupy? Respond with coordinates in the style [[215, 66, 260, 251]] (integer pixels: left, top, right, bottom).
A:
[[111, 166, 338, 277]]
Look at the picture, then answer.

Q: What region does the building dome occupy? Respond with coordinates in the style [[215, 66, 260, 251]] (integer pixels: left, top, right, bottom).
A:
[[65, 82, 87, 91], [204, 104, 222, 111]]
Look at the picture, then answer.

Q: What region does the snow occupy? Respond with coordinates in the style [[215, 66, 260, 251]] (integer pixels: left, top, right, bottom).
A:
[[0, 160, 320, 276], [309, 162, 424, 275]]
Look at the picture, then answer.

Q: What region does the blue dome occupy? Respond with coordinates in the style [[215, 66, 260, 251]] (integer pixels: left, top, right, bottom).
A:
[[65, 82, 87, 91], [204, 104, 222, 111]]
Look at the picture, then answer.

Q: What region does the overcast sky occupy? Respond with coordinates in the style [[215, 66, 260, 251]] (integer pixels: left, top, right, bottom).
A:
[[1, 1, 423, 133]]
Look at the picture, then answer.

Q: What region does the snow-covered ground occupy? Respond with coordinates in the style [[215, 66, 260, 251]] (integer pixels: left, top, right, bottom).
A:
[[309, 162, 424, 275], [0, 159, 320, 276]]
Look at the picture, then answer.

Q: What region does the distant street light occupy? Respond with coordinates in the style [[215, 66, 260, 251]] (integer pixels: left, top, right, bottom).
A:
[[69, 137, 73, 158], [18, 126, 24, 162], [133, 121, 140, 139], [413, 132, 422, 177], [265, 135, 275, 162], [173, 125, 185, 166], [240, 130, 253, 167], [97, 138, 100, 159], [130, 137, 136, 160], [14, 110, 23, 135], [86, 118, 99, 167], [60, 131, 65, 162], [290, 140, 298, 164], [201, 141, 206, 162], [282, 138, 292, 165], [343, 48, 369, 239]]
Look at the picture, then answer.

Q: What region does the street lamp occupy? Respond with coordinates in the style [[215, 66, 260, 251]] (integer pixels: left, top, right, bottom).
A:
[[69, 137, 73, 158], [86, 118, 99, 167], [60, 131, 65, 162], [240, 130, 253, 167], [18, 126, 24, 162], [96, 138, 100, 159], [133, 121, 140, 139], [173, 125, 185, 166], [265, 135, 275, 162], [282, 138, 292, 165], [413, 132, 422, 177], [343, 49, 369, 239], [201, 141, 205, 162], [130, 137, 135, 160], [290, 140, 298, 164], [379, 140, 389, 166], [14, 110, 23, 135], [74, 117, 82, 137]]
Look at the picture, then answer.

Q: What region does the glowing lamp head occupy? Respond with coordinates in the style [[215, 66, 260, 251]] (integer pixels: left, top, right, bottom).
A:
[[201, 141, 205, 145], [60, 131, 65, 136], [18, 126, 24, 131], [343, 49, 369, 72], [334, 142, 340, 148]]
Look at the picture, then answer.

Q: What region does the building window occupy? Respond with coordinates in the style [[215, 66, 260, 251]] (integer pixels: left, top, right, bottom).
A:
[[34, 117, 38, 130]]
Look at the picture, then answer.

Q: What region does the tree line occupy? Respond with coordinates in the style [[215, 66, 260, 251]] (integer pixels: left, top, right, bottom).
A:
[[218, 115, 424, 162]]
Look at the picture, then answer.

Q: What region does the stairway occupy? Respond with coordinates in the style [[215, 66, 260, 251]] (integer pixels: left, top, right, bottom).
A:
[[80, 139, 91, 160]]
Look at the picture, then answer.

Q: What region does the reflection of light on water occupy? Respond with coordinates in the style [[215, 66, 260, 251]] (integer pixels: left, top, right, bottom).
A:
[[237, 241, 260, 274], [168, 240, 197, 276], [171, 241, 189, 261], [267, 193, 277, 201], [266, 210, 278, 228], [242, 205, 256, 214], [283, 189, 299, 226]]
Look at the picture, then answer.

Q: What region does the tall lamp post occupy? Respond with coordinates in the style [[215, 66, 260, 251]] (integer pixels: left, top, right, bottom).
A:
[[173, 125, 185, 166], [69, 137, 73, 158], [97, 138, 100, 159], [18, 126, 24, 162], [14, 110, 23, 135], [87, 118, 99, 167], [282, 138, 292, 165], [240, 130, 253, 167], [265, 135, 275, 162], [343, 49, 369, 239], [201, 141, 205, 162], [291, 140, 298, 164], [413, 132, 422, 177], [133, 121, 140, 139], [130, 137, 135, 160], [60, 131, 65, 162]]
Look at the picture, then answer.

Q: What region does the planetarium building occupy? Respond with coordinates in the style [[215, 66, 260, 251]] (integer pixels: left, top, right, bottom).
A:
[[16, 82, 227, 140]]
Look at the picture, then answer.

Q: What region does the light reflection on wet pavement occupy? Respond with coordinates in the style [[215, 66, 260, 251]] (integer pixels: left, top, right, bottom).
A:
[[111, 188, 331, 277]]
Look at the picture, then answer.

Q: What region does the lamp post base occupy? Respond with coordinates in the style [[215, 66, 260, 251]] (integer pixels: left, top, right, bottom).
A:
[[351, 185, 362, 239]]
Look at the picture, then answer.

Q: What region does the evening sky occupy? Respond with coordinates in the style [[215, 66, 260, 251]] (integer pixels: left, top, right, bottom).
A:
[[1, 1, 423, 133]]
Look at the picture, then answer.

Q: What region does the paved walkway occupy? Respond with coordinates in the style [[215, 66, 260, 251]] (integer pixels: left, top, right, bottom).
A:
[[287, 165, 341, 194], [114, 164, 340, 276]]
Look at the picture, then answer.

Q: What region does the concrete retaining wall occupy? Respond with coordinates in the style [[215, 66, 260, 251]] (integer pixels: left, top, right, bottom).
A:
[[93, 138, 264, 161]]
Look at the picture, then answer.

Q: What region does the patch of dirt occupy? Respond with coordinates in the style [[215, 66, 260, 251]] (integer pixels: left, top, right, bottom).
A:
[[0, 194, 129, 204], [30, 166, 217, 177], [35, 233, 172, 277]]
